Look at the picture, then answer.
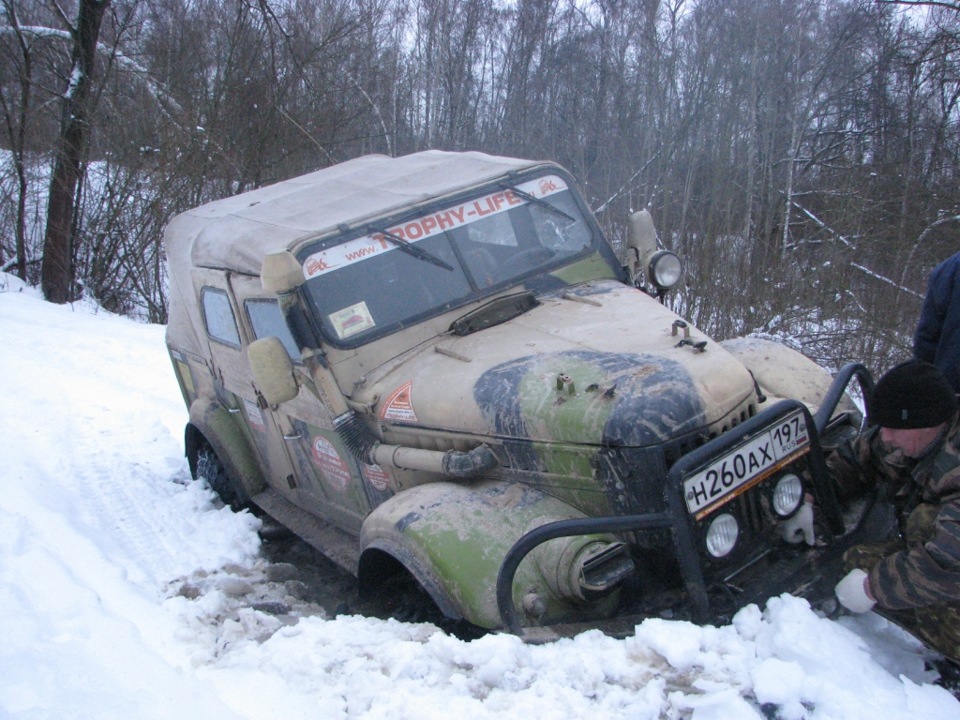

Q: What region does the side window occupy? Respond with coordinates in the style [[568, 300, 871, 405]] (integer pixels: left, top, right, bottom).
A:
[[201, 287, 241, 347], [246, 299, 299, 360]]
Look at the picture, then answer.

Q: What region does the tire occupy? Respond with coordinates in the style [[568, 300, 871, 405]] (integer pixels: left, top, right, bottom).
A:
[[194, 443, 243, 508], [369, 575, 484, 639]]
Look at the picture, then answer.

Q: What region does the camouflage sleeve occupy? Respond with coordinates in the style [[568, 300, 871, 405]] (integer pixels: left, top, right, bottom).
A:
[[825, 427, 887, 501], [869, 496, 960, 609]]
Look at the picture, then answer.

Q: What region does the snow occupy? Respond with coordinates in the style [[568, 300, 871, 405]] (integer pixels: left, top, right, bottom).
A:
[[1, 271, 959, 719]]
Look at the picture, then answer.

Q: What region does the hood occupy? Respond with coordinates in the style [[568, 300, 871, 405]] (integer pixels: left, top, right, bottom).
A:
[[363, 280, 757, 448]]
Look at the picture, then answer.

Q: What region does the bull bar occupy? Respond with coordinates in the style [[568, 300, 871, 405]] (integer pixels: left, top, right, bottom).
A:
[[496, 363, 875, 636]]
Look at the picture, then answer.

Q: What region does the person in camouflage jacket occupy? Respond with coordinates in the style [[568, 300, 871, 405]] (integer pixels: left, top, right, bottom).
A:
[[828, 359, 960, 660]]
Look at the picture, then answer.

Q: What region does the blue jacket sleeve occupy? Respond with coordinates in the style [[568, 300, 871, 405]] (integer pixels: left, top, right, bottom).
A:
[[914, 252, 960, 377], [914, 264, 948, 362]]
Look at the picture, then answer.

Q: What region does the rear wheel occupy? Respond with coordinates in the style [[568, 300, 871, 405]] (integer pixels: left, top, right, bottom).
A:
[[194, 443, 243, 508]]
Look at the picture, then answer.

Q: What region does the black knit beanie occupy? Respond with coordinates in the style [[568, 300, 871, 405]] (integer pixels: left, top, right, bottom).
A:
[[868, 360, 958, 429]]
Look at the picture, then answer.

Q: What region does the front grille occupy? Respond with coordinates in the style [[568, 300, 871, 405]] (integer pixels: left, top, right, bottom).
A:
[[662, 403, 758, 468], [733, 486, 767, 535]]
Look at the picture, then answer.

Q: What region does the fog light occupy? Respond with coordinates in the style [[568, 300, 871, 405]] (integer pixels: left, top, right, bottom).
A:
[[705, 513, 739, 558], [772, 473, 803, 517], [648, 250, 683, 290]]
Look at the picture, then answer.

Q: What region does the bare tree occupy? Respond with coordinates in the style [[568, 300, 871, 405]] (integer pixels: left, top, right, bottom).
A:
[[0, 0, 956, 386], [40, 0, 111, 304], [0, 1, 34, 280]]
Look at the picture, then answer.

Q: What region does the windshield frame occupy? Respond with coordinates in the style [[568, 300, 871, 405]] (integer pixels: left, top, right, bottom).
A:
[[294, 166, 619, 349]]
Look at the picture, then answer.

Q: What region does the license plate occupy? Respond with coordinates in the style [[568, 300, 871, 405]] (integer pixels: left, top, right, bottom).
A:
[[683, 409, 809, 516]]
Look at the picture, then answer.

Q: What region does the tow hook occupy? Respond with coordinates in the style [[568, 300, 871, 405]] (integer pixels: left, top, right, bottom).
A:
[[677, 338, 708, 352], [672, 320, 707, 352]]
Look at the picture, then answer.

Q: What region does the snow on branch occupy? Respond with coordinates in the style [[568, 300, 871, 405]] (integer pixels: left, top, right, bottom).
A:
[[595, 151, 662, 214], [914, 214, 960, 246], [850, 262, 924, 299], [790, 200, 854, 249], [0, 23, 184, 117], [792, 200, 926, 298], [0, 24, 71, 41]]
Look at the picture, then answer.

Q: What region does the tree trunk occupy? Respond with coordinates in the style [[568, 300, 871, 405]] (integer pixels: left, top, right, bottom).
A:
[[40, 0, 110, 304]]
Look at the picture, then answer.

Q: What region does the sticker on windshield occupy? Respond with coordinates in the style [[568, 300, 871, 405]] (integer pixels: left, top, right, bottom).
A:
[[301, 175, 571, 279], [330, 301, 375, 339]]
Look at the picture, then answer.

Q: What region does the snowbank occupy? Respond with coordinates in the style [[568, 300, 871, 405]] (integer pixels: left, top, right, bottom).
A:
[[1, 273, 957, 719]]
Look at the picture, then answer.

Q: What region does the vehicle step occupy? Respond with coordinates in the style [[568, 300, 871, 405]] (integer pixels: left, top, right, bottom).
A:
[[251, 489, 360, 575]]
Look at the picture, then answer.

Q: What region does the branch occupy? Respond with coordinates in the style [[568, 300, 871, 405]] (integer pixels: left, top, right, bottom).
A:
[[851, 262, 925, 299], [48, 1, 72, 35], [0, 23, 184, 117], [274, 104, 334, 161], [594, 151, 662, 214], [898, 214, 960, 290], [791, 200, 924, 299], [877, 0, 960, 11], [345, 72, 392, 157], [790, 200, 854, 248]]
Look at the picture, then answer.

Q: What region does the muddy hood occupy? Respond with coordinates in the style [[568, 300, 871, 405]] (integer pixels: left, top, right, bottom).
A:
[[364, 281, 758, 448]]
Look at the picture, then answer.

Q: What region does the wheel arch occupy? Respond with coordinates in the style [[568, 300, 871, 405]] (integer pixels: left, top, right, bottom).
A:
[[720, 336, 860, 418], [358, 541, 463, 621], [358, 480, 625, 629], [185, 397, 265, 504]]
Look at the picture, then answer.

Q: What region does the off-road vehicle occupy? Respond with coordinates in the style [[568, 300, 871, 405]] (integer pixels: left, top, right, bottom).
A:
[[164, 150, 884, 639]]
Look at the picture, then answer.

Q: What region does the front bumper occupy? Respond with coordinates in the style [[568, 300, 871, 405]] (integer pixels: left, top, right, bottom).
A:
[[497, 367, 890, 637]]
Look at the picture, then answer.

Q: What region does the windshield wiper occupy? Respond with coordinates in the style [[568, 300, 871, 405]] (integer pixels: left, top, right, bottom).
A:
[[500, 183, 577, 224], [368, 227, 454, 271], [450, 291, 540, 336]]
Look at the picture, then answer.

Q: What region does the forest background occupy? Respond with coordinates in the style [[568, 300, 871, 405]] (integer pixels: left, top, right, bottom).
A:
[[2, 0, 959, 377]]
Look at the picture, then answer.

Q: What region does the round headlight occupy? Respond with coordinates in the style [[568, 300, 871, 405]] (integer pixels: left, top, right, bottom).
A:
[[772, 473, 804, 517], [705, 513, 739, 558], [648, 250, 683, 290]]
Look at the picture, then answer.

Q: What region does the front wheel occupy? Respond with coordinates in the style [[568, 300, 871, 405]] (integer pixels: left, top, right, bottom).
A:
[[194, 443, 244, 508]]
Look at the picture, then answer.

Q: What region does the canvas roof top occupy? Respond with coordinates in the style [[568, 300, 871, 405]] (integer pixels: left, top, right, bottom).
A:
[[164, 150, 547, 278], [163, 150, 550, 355]]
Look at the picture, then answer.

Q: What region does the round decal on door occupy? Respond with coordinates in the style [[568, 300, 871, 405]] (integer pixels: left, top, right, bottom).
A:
[[311, 435, 351, 492], [361, 463, 392, 492]]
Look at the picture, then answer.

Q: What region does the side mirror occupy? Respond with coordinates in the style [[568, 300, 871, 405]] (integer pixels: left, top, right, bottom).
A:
[[626, 209, 682, 292], [248, 337, 299, 405]]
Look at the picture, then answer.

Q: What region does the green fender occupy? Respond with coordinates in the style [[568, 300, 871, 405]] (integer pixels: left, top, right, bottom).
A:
[[359, 479, 624, 629], [186, 397, 265, 503]]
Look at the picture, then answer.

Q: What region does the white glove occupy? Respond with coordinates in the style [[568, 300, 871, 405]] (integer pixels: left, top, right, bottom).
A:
[[780, 501, 815, 546], [835, 568, 876, 613]]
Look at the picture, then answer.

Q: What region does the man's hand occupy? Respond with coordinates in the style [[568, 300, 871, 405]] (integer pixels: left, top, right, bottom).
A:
[[835, 568, 877, 613]]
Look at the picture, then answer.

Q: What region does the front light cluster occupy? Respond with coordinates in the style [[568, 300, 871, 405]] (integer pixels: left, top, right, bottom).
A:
[[702, 474, 806, 560], [771, 473, 804, 517], [705, 513, 739, 558]]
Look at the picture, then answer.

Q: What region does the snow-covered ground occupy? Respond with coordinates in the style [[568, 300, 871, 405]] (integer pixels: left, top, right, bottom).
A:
[[1, 271, 958, 719]]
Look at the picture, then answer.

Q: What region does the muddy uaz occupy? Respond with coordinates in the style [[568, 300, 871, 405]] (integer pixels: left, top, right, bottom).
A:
[[164, 151, 884, 639]]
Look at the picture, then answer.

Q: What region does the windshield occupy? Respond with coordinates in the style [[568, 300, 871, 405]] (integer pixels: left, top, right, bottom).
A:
[[297, 171, 608, 347]]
